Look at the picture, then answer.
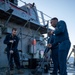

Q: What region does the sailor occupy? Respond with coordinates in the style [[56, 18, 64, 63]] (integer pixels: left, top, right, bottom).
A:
[[49, 17, 71, 75], [4, 28, 23, 75], [44, 31, 59, 75]]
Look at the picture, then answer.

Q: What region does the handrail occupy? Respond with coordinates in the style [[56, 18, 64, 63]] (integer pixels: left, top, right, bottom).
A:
[[19, 0, 26, 5], [37, 9, 52, 19], [1, 0, 52, 26], [37, 10, 52, 25], [18, 0, 52, 25]]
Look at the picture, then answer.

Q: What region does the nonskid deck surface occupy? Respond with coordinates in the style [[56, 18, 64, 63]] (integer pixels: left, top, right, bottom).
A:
[[0, 66, 75, 75]]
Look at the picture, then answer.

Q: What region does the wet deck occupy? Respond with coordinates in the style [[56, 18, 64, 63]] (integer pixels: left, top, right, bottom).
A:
[[0, 66, 75, 75]]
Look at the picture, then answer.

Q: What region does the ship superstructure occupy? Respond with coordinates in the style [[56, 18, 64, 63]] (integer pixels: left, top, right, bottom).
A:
[[0, 0, 75, 75], [0, 0, 51, 67]]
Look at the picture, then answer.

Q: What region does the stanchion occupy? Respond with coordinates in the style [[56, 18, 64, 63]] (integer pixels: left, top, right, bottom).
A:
[[67, 45, 75, 68]]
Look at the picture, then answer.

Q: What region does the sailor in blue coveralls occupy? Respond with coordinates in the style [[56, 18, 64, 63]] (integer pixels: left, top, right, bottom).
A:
[[49, 17, 71, 75], [44, 31, 59, 75], [4, 28, 23, 74]]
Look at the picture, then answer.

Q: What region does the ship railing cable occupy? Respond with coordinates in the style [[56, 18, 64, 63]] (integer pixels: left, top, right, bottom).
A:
[[19, 0, 26, 5]]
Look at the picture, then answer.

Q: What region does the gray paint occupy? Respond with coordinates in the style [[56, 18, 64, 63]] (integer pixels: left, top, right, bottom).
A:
[[0, 19, 46, 67]]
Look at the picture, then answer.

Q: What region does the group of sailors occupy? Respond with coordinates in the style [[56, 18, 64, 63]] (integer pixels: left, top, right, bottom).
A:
[[3, 17, 71, 75]]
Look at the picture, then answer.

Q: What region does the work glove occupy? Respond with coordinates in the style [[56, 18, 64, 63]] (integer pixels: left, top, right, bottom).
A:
[[10, 50, 14, 54], [9, 40, 14, 43]]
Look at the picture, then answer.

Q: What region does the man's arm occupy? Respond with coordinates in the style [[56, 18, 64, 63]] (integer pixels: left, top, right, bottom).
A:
[[44, 35, 54, 54], [4, 34, 10, 44]]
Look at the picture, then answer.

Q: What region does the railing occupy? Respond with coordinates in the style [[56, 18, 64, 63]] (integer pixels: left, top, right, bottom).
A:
[[18, 0, 52, 26], [37, 10, 52, 26], [0, 0, 52, 26]]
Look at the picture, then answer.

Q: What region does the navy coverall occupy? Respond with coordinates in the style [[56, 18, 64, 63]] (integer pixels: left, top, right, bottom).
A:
[[44, 35, 59, 75], [52, 20, 71, 75], [4, 34, 21, 70]]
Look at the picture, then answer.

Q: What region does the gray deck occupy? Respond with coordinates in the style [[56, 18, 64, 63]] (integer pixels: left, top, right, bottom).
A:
[[0, 66, 75, 75]]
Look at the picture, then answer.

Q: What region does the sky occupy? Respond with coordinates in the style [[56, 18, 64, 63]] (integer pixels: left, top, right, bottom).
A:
[[18, 0, 75, 53]]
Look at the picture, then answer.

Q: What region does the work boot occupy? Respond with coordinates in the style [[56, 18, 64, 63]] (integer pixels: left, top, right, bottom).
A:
[[50, 72, 57, 75], [10, 70, 14, 75], [17, 69, 24, 74]]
